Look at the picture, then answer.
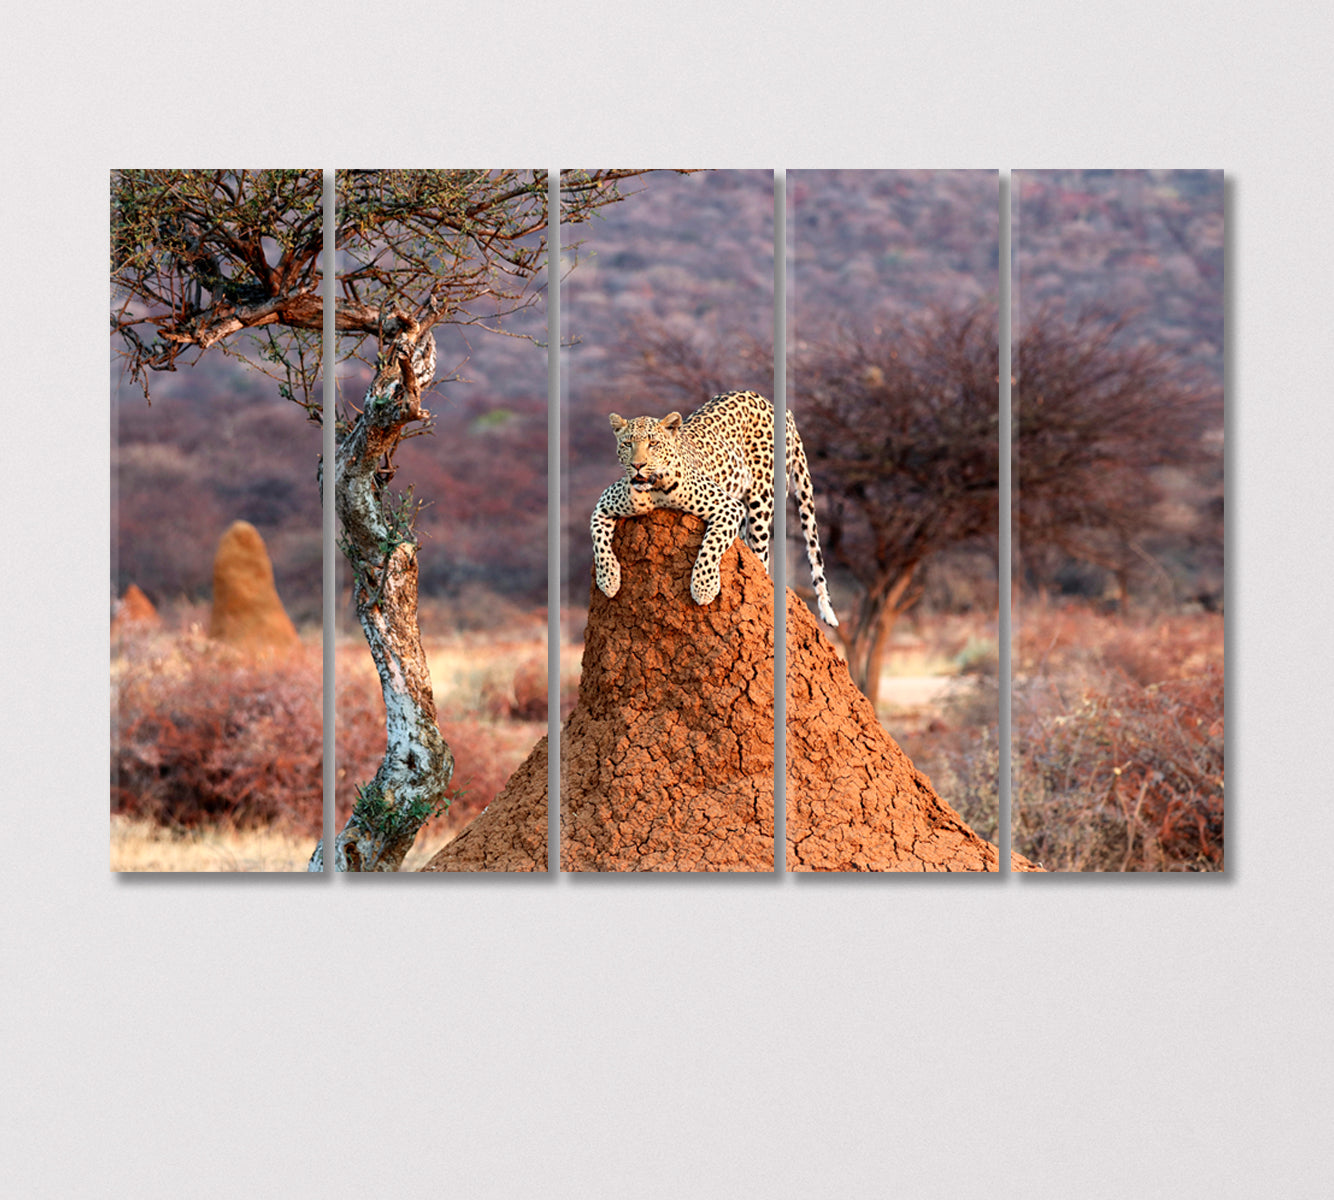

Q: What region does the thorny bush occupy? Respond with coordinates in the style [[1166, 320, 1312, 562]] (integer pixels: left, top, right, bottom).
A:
[[1011, 605, 1224, 871], [113, 628, 321, 831]]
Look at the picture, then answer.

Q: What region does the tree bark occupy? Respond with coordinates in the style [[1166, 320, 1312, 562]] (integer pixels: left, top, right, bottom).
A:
[[160, 293, 432, 358], [834, 563, 918, 706], [307, 332, 452, 872]]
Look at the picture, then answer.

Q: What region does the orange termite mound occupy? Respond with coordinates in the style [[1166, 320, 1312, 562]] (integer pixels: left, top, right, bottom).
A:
[[207, 520, 300, 653], [112, 583, 160, 634], [423, 509, 1038, 873]]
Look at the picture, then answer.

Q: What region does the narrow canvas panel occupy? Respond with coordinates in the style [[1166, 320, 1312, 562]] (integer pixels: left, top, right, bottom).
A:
[[785, 169, 1008, 872], [560, 169, 776, 872], [111, 169, 325, 872], [1011, 170, 1224, 873], [329, 169, 550, 873]]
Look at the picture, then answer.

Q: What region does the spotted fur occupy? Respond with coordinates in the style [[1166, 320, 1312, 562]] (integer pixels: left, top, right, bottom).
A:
[[591, 390, 838, 625]]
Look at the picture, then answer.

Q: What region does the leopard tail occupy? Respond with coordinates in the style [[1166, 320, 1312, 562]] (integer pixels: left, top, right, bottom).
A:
[[785, 413, 839, 626]]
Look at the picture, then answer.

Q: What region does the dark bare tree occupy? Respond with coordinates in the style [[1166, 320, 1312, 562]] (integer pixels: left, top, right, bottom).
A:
[[796, 304, 1220, 703], [1014, 307, 1222, 607], [794, 307, 999, 704], [612, 304, 1219, 705]]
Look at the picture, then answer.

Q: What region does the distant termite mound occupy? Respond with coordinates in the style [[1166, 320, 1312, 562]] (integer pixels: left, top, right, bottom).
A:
[[112, 583, 160, 634], [207, 520, 300, 653], [425, 509, 1036, 873]]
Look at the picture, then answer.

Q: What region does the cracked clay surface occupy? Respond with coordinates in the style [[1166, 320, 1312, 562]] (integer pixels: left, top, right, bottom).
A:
[[560, 510, 776, 871], [785, 587, 1037, 872], [426, 508, 1036, 872], [420, 739, 548, 871]]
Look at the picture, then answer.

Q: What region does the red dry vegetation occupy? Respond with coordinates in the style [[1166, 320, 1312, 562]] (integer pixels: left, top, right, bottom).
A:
[[1012, 604, 1224, 871], [114, 623, 544, 851], [113, 631, 322, 832]]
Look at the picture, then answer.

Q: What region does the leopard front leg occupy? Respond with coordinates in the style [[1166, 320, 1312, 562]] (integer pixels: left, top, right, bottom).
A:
[[591, 478, 652, 598], [682, 482, 746, 606]]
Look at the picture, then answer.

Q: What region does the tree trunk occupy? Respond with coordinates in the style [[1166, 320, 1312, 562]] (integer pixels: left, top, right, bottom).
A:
[[835, 564, 918, 707], [307, 329, 453, 872], [860, 566, 918, 710], [860, 603, 893, 710]]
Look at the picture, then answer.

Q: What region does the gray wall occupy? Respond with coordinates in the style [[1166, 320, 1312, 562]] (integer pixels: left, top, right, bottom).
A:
[[6, 2, 1330, 1196]]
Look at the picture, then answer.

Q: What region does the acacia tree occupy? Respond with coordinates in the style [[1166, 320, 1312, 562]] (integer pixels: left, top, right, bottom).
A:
[[112, 168, 653, 870], [796, 305, 1219, 702], [1013, 307, 1221, 606], [794, 308, 999, 703]]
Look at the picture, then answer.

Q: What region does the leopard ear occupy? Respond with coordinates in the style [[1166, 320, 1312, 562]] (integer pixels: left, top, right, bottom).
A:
[[609, 413, 627, 431], [661, 412, 683, 431]]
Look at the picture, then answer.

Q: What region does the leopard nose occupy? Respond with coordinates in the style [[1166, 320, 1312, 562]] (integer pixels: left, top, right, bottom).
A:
[[630, 460, 646, 471]]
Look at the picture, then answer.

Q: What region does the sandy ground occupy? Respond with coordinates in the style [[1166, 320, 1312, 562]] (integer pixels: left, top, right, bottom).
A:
[[110, 815, 457, 873], [111, 816, 318, 873], [876, 675, 956, 709]]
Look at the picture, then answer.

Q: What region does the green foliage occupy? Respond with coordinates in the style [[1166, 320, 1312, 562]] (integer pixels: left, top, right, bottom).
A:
[[111, 168, 322, 286], [111, 169, 325, 402], [470, 408, 516, 432], [335, 169, 549, 309], [352, 779, 449, 844], [953, 637, 997, 675]]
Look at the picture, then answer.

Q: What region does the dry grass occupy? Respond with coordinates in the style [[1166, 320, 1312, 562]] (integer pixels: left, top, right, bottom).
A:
[[112, 622, 323, 873], [113, 605, 547, 872], [115, 597, 1220, 873], [859, 604, 1224, 872], [111, 814, 317, 873], [110, 815, 452, 872], [1012, 602, 1224, 872], [335, 626, 548, 861], [873, 613, 1002, 847], [113, 625, 323, 830], [879, 612, 998, 680]]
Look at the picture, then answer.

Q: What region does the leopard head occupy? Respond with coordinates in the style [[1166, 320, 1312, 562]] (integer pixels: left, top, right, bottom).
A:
[[608, 411, 683, 492]]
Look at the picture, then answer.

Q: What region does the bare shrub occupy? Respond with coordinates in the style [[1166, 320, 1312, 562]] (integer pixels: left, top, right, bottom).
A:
[[113, 631, 321, 831], [1013, 605, 1223, 871], [925, 718, 1001, 845]]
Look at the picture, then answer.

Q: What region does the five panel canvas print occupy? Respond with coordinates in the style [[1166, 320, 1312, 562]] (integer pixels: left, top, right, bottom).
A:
[[110, 168, 1224, 873]]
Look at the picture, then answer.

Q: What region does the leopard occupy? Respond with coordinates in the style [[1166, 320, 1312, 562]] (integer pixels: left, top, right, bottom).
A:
[[590, 389, 838, 625]]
